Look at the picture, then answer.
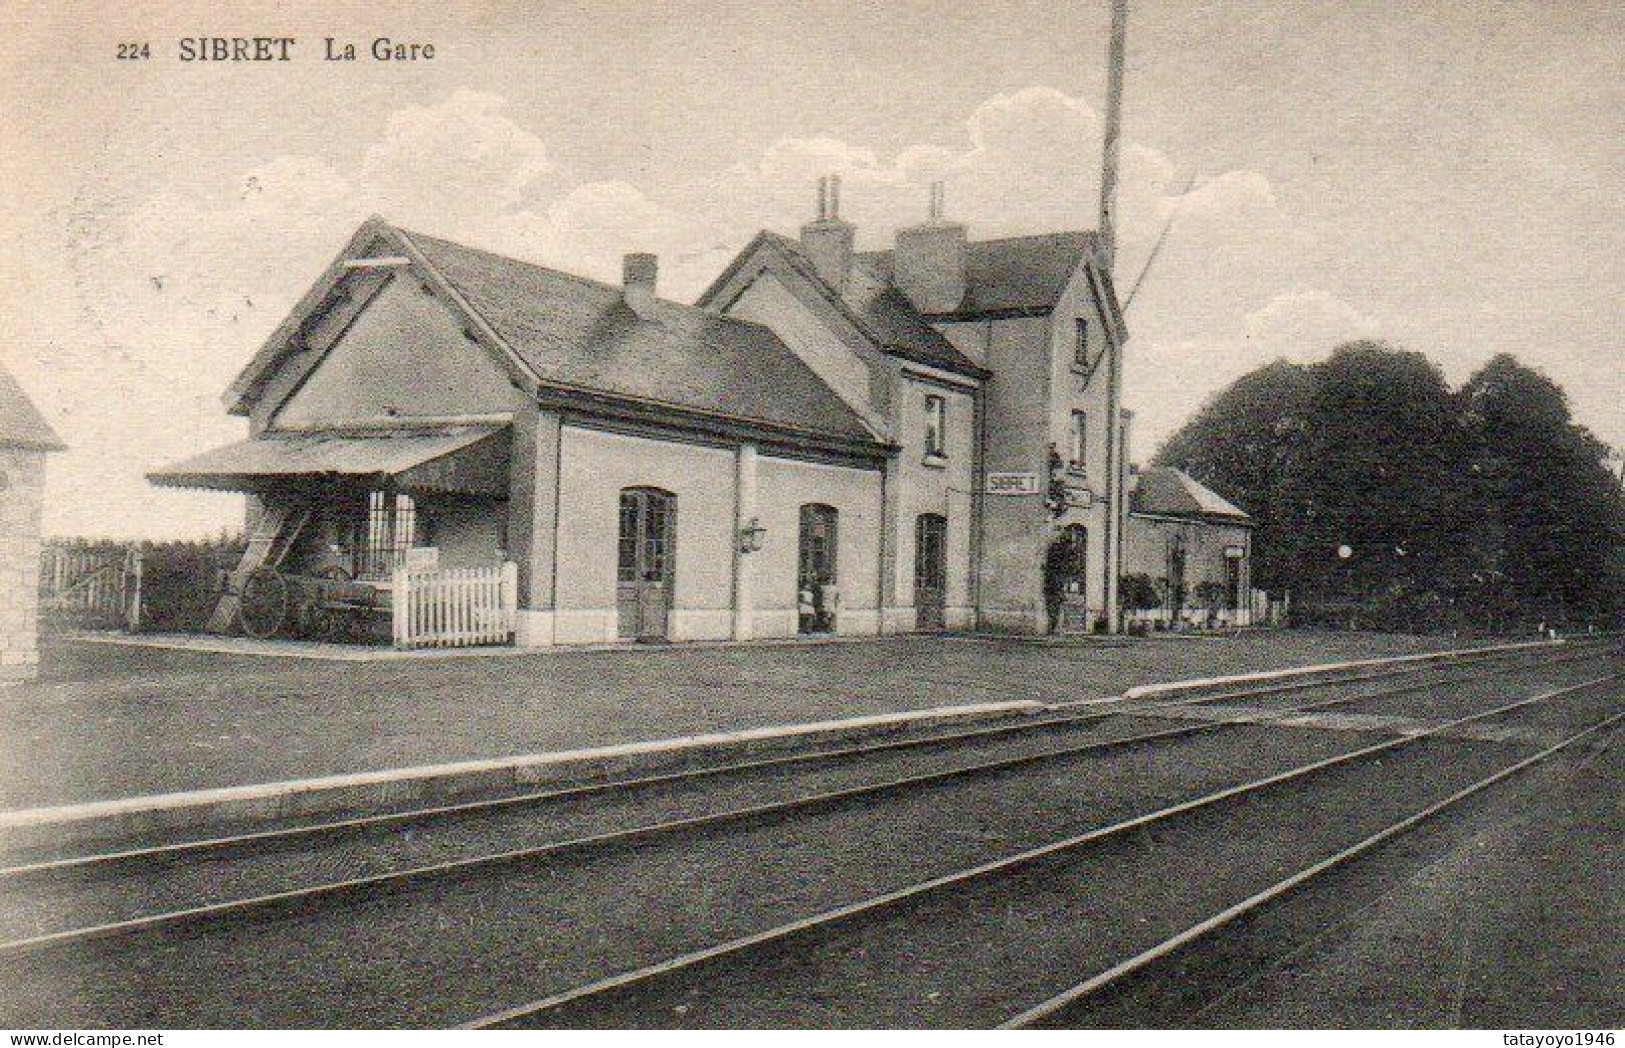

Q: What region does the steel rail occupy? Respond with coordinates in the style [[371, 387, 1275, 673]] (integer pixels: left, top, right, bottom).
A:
[[2, 651, 1603, 957], [461, 673, 1618, 1029], [1172, 722, 1619, 1028], [1000, 708, 1625, 1028], [2, 641, 1592, 881]]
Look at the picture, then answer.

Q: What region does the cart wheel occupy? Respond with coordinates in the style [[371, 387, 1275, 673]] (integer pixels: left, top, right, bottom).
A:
[[238, 568, 290, 639]]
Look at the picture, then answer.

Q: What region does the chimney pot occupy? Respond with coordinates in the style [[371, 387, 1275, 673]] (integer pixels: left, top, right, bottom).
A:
[[893, 186, 967, 314], [623, 252, 657, 312], [800, 175, 855, 290]]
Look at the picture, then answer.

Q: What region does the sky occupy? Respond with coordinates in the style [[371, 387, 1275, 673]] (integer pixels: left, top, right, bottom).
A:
[[1, 0, 1620, 538]]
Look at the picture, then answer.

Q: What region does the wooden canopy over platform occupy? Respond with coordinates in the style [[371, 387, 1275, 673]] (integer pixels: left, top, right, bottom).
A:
[[147, 421, 511, 497]]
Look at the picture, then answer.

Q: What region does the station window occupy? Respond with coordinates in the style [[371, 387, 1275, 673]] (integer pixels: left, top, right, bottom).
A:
[[924, 394, 947, 460], [1075, 317, 1090, 368], [1069, 410, 1088, 469], [358, 490, 417, 578]]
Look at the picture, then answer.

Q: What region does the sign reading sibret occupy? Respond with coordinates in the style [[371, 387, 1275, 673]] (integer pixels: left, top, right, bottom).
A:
[[986, 472, 1040, 496]]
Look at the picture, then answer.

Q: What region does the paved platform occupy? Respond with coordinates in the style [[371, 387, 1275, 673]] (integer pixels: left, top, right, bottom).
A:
[[1139, 699, 1575, 748], [1, 629, 1516, 814]]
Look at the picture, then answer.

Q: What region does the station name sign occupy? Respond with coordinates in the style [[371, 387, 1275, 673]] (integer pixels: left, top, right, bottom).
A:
[[986, 472, 1040, 496]]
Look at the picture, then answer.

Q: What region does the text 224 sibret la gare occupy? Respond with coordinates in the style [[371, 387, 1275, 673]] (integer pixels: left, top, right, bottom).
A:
[[152, 37, 436, 61]]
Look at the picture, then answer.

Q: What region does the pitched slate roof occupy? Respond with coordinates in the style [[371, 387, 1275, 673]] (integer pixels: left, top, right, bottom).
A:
[[399, 229, 879, 446], [757, 233, 985, 378], [1130, 467, 1253, 523], [857, 230, 1098, 319], [0, 365, 64, 451]]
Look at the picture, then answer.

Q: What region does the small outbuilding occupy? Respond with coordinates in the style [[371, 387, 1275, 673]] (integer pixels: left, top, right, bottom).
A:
[[0, 366, 64, 681], [1123, 466, 1256, 628]]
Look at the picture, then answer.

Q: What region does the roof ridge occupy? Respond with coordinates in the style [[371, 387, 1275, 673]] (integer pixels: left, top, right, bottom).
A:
[[404, 225, 783, 342], [399, 227, 627, 299], [857, 228, 1095, 256]]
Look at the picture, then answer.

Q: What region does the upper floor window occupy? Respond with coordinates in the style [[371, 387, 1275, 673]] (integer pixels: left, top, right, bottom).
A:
[[1074, 317, 1091, 368], [1069, 410, 1088, 469], [924, 394, 947, 460]]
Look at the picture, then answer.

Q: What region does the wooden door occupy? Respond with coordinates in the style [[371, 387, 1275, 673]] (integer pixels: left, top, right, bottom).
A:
[[1049, 525, 1090, 632], [617, 488, 675, 640], [798, 504, 839, 634], [914, 513, 947, 631]]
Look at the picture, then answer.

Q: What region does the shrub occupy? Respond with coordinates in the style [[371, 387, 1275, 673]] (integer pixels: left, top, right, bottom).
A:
[[134, 533, 246, 632], [1191, 580, 1230, 609], [1119, 573, 1160, 612]]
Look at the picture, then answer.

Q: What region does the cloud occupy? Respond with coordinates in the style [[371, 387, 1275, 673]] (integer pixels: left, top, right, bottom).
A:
[[1125, 287, 1375, 462], [489, 181, 731, 295], [359, 90, 554, 223], [1243, 288, 1375, 360], [24, 84, 1328, 536]]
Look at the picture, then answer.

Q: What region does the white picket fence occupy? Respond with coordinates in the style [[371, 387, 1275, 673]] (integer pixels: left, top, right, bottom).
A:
[[390, 562, 518, 648]]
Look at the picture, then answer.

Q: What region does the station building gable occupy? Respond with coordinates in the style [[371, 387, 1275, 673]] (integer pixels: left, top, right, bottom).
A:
[[700, 185, 1130, 636], [274, 274, 519, 427]]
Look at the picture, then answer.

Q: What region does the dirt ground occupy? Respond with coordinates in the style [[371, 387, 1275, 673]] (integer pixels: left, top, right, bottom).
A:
[[1, 629, 1510, 810]]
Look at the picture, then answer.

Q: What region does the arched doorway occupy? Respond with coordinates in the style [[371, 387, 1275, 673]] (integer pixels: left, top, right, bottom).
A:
[[914, 513, 948, 631], [617, 487, 675, 641], [798, 504, 839, 634], [1043, 525, 1089, 633]]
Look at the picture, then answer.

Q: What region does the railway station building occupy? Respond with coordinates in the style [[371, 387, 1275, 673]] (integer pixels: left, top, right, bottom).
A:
[[150, 184, 1131, 644]]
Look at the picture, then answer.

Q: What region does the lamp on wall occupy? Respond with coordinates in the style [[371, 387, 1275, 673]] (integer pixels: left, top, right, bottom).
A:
[[739, 517, 766, 554]]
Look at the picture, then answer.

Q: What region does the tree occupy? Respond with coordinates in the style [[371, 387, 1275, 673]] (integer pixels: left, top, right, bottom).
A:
[[1151, 342, 1625, 632], [1153, 359, 1310, 592], [1276, 342, 1468, 629], [1456, 355, 1625, 628]]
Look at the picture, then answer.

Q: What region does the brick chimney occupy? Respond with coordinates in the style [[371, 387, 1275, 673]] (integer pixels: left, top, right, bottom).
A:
[[893, 182, 967, 315], [622, 252, 657, 313], [799, 175, 855, 291]]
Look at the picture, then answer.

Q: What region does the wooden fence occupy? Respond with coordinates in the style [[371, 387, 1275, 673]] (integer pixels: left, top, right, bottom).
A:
[[40, 543, 141, 629], [390, 562, 518, 648]]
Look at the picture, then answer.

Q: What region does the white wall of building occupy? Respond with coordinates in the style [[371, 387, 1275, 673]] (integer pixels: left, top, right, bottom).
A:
[[1123, 514, 1254, 625], [553, 425, 738, 645], [726, 275, 892, 436], [752, 454, 884, 638], [887, 375, 977, 630], [1043, 262, 1121, 621], [523, 423, 891, 648], [0, 446, 46, 681]]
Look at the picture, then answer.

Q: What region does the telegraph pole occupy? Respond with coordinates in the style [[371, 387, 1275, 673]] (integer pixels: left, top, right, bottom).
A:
[[1098, 0, 1128, 272], [1099, 0, 1128, 633]]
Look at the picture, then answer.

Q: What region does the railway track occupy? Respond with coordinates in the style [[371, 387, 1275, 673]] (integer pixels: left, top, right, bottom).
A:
[[0, 642, 1615, 1027], [3, 640, 1596, 881], [470, 674, 1621, 1029], [0, 644, 1608, 953], [1005, 719, 1622, 1029]]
